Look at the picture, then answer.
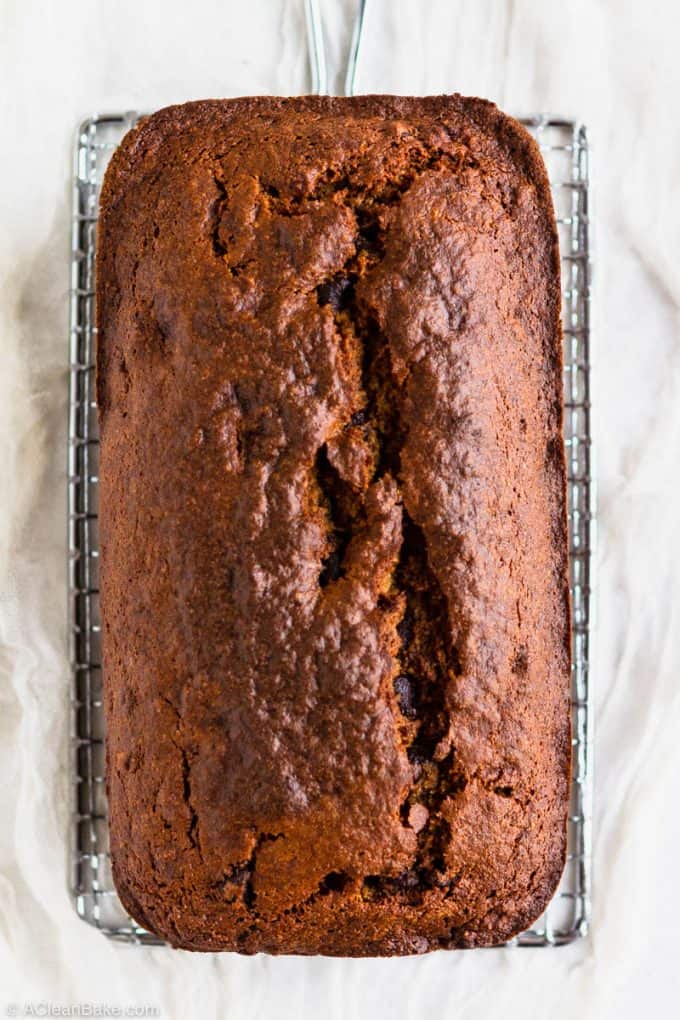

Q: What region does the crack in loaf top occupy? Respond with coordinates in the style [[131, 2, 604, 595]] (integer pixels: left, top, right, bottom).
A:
[[96, 95, 571, 955]]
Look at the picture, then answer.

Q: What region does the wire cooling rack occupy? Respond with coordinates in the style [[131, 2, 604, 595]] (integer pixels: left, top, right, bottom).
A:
[[68, 111, 594, 947]]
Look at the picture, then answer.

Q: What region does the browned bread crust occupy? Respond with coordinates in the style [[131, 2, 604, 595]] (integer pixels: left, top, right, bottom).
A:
[[96, 95, 570, 955]]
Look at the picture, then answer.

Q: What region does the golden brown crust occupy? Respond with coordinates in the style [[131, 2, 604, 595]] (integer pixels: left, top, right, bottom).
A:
[[97, 95, 570, 955]]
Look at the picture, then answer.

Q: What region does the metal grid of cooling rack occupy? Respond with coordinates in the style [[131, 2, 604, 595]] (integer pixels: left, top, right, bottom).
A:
[[68, 112, 594, 947]]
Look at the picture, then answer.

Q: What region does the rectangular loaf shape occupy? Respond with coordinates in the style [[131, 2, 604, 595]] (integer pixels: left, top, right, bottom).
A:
[[96, 95, 571, 954]]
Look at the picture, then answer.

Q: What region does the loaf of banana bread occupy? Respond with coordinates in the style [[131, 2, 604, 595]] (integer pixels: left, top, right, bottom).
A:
[[96, 95, 571, 954]]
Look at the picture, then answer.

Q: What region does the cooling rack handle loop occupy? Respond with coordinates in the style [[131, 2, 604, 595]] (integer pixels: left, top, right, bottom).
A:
[[305, 0, 328, 95], [305, 0, 368, 96], [344, 0, 367, 96]]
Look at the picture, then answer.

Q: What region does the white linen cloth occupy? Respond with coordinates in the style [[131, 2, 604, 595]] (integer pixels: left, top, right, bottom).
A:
[[1, 1, 679, 1016]]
